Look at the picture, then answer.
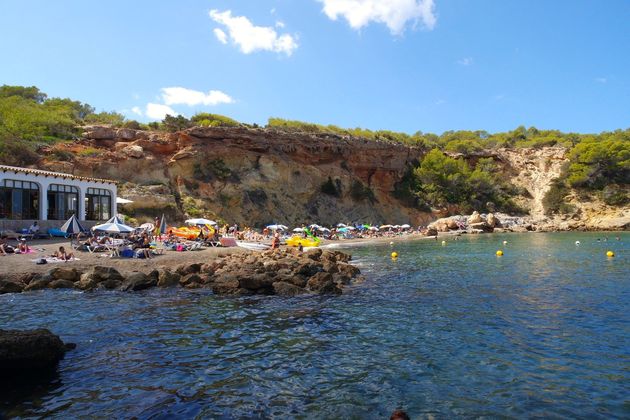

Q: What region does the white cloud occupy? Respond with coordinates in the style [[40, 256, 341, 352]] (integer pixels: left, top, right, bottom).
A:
[[146, 103, 178, 120], [161, 87, 234, 107], [457, 57, 473, 66], [276, 20, 285, 28], [318, 0, 437, 34], [595, 77, 607, 84], [213, 28, 228, 44], [131, 106, 143, 116], [209, 9, 298, 56]]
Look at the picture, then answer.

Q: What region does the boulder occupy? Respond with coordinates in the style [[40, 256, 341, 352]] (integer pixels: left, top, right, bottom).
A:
[[82, 126, 115, 140], [120, 272, 156, 291], [446, 219, 459, 230], [238, 273, 274, 291], [0, 329, 75, 371], [336, 263, 361, 279], [179, 273, 203, 288], [272, 281, 307, 297], [306, 272, 342, 295], [115, 128, 137, 140], [296, 261, 322, 276], [157, 269, 181, 287], [212, 275, 242, 295], [487, 213, 499, 228], [425, 227, 438, 237], [468, 211, 483, 224], [48, 267, 80, 282], [24, 274, 53, 291], [305, 248, 323, 261], [122, 145, 144, 159], [0, 279, 24, 294], [77, 266, 124, 290], [176, 263, 202, 276], [49, 280, 75, 289]]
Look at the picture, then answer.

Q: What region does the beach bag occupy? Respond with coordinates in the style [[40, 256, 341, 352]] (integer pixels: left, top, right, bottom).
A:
[[121, 249, 134, 258], [176, 244, 184, 252]]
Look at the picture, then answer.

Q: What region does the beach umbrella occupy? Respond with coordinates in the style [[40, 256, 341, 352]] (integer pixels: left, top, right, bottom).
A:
[[60, 214, 85, 235], [185, 218, 217, 226], [140, 223, 155, 232], [346, 226, 356, 230], [92, 221, 134, 234], [309, 224, 321, 229], [369, 226, 379, 231], [293, 227, 304, 232], [159, 214, 168, 235], [317, 227, 331, 232], [267, 224, 288, 230], [116, 197, 134, 204], [338, 227, 349, 233], [106, 215, 126, 225], [379, 224, 393, 230], [401, 224, 411, 229], [336, 223, 347, 228]]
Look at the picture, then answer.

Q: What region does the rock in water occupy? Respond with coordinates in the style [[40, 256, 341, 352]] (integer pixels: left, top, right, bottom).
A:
[[0, 329, 75, 371]]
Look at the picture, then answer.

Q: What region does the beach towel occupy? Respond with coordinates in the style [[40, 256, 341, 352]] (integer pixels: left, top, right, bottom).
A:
[[31, 257, 80, 264]]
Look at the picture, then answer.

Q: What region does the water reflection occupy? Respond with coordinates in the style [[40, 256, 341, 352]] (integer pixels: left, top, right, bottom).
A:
[[0, 233, 628, 418]]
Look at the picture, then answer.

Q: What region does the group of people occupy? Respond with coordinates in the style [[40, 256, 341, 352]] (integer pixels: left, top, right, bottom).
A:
[[0, 236, 30, 256]]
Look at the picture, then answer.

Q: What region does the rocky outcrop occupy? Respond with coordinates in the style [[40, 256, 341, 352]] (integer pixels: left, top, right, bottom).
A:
[[0, 329, 75, 371], [0, 250, 361, 296]]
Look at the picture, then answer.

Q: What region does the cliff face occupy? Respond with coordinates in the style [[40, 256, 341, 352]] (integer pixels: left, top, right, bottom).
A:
[[35, 126, 628, 230], [42, 126, 430, 226]]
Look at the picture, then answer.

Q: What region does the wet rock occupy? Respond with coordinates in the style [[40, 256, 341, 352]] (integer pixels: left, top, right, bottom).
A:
[[77, 266, 124, 290], [120, 272, 156, 291], [273, 281, 307, 296], [24, 274, 53, 291], [179, 273, 203, 288], [0, 279, 24, 294], [307, 272, 341, 295], [176, 263, 202, 276], [0, 329, 75, 371], [212, 275, 241, 295], [49, 280, 75, 289], [157, 269, 181, 287]]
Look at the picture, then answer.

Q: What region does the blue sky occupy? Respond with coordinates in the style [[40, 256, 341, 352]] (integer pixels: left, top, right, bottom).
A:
[[1, 0, 629, 134]]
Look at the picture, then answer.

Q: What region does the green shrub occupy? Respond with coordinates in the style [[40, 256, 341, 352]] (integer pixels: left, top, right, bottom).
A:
[[320, 177, 341, 197], [350, 180, 375, 202], [602, 185, 628, 206], [542, 180, 574, 215], [193, 158, 234, 182]]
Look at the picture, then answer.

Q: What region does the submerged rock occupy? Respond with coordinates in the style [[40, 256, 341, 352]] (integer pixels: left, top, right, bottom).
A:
[[0, 329, 75, 371]]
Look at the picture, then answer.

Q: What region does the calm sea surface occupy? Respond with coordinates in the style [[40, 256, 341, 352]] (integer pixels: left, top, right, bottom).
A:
[[1, 232, 629, 419]]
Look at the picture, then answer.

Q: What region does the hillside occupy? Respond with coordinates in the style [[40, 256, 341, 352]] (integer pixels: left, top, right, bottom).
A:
[[28, 125, 627, 230]]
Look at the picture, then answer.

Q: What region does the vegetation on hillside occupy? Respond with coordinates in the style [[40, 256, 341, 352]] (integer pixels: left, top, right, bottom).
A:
[[1, 85, 628, 215]]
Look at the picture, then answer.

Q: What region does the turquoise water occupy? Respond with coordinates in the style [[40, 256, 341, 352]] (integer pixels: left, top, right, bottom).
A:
[[1, 232, 629, 419]]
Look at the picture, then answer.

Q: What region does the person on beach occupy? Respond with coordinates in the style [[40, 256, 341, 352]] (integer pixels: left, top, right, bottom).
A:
[[16, 238, 29, 253], [52, 246, 74, 261], [28, 221, 40, 235], [271, 231, 280, 249], [0, 236, 10, 256]]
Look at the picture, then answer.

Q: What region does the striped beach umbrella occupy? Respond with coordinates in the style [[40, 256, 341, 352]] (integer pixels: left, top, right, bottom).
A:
[[92, 221, 134, 234], [105, 215, 126, 225], [60, 214, 85, 235]]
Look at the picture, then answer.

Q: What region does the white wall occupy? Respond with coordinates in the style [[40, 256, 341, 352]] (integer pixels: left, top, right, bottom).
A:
[[0, 169, 117, 221]]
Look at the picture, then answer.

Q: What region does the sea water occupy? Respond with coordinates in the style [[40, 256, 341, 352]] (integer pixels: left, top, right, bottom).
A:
[[1, 232, 628, 418]]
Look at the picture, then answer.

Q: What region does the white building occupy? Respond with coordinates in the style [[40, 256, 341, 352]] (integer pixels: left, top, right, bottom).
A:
[[0, 165, 117, 225]]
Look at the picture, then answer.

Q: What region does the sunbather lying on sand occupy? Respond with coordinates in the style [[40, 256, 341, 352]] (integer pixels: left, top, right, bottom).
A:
[[51, 246, 74, 261]]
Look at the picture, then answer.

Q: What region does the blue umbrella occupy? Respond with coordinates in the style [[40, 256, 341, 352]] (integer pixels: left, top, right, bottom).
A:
[[106, 215, 126, 224], [60, 214, 85, 235]]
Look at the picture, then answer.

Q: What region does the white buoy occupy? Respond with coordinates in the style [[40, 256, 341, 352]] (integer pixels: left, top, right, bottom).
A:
[[575, 240, 581, 246], [503, 240, 508, 245], [389, 241, 394, 246]]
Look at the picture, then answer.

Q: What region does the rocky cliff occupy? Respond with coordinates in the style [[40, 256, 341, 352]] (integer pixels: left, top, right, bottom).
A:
[[36, 126, 627, 229]]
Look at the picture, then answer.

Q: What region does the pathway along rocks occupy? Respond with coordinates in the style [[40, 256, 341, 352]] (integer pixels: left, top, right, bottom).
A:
[[0, 248, 363, 297]]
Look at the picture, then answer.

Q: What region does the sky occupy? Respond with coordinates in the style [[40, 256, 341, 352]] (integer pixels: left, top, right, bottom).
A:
[[1, 0, 629, 134]]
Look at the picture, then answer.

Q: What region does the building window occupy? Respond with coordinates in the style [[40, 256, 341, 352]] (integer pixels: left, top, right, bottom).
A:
[[47, 184, 79, 220], [0, 179, 40, 220], [85, 187, 112, 221]]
